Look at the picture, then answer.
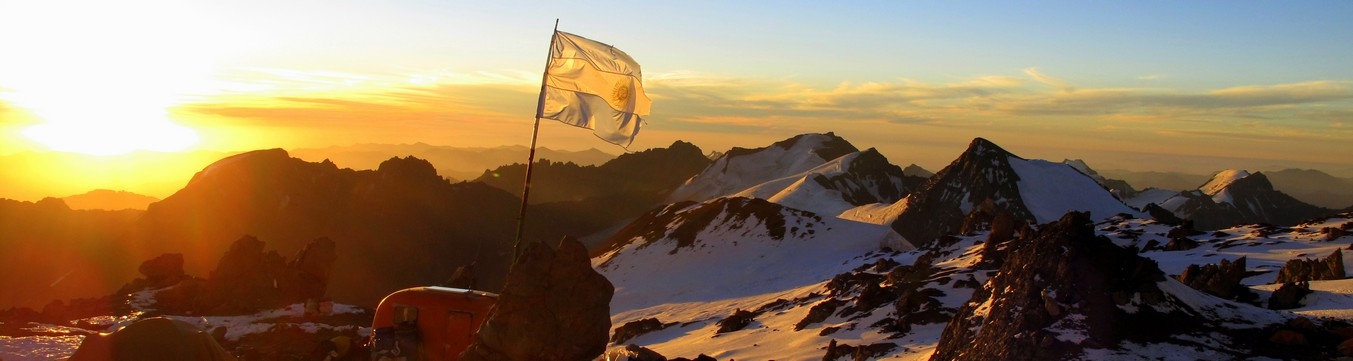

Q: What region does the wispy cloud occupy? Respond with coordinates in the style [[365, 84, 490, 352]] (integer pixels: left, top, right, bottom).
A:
[[175, 66, 1353, 157], [1023, 67, 1074, 90]]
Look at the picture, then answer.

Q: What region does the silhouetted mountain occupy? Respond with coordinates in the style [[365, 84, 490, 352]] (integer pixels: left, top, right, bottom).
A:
[[60, 189, 159, 210], [1143, 170, 1335, 230], [472, 141, 710, 246], [290, 143, 617, 181], [902, 164, 934, 178], [890, 138, 1137, 246], [128, 149, 524, 306], [1265, 168, 1353, 209], [0, 198, 141, 308], [476, 141, 707, 205]]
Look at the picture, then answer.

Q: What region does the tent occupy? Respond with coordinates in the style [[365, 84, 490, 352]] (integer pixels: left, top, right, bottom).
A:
[[67, 317, 237, 361]]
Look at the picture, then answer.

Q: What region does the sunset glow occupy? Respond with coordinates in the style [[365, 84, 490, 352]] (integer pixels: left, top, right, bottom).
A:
[[0, 1, 1350, 200]]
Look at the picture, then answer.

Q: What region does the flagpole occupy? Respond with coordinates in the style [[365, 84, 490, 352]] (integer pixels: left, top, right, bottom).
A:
[[513, 19, 560, 262]]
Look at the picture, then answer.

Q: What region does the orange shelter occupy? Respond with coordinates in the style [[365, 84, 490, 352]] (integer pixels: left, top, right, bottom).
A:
[[369, 287, 498, 361]]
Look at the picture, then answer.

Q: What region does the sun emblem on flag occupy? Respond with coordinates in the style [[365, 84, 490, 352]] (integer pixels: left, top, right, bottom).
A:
[[611, 81, 631, 104]]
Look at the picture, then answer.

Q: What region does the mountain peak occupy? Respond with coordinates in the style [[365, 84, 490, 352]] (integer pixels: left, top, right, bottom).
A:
[[1201, 169, 1252, 196], [668, 133, 862, 204], [729, 132, 858, 163], [964, 137, 1012, 158]]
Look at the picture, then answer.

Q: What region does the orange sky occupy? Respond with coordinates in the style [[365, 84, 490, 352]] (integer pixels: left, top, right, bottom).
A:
[[1, 1, 1351, 201]]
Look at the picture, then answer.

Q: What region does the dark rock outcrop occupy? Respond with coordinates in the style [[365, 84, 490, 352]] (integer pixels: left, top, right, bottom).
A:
[[930, 212, 1174, 361], [892, 138, 1036, 247], [603, 344, 668, 361], [137, 253, 187, 289], [715, 309, 757, 334], [1269, 282, 1313, 310], [612, 318, 669, 344], [1175, 257, 1257, 302], [460, 236, 614, 361], [1274, 250, 1346, 284], [823, 339, 897, 361]]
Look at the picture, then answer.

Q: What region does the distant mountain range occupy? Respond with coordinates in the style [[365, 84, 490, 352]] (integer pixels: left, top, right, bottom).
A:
[[1104, 168, 1353, 209], [60, 189, 159, 211], [289, 143, 618, 182]]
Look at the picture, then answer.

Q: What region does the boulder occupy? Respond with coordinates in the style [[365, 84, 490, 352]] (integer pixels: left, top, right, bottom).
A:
[[715, 309, 756, 334], [612, 318, 668, 344], [1268, 329, 1309, 346], [138, 253, 187, 288], [1268, 282, 1312, 310], [459, 236, 614, 361], [287, 237, 337, 301], [1175, 257, 1255, 302], [603, 344, 668, 361], [201, 235, 288, 315], [1274, 250, 1346, 284]]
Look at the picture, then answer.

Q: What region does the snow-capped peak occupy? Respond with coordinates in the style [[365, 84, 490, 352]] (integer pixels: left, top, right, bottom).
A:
[[1201, 169, 1251, 196], [666, 133, 858, 204]]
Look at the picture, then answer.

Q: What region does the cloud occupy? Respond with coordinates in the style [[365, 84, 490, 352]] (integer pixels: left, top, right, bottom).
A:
[[1023, 67, 1073, 90]]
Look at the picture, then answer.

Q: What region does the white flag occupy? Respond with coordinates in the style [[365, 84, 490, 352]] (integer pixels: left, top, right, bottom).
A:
[[537, 31, 651, 147]]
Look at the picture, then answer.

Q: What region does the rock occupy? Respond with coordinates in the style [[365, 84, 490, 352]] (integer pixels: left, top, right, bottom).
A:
[[603, 344, 668, 361], [715, 309, 756, 334], [288, 237, 337, 301], [822, 339, 897, 361], [1175, 257, 1255, 302], [1274, 250, 1346, 283], [1339, 337, 1353, 356], [1268, 282, 1313, 310], [460, 236, 614, 361], [138, 253, 187, 289], [612, 318, 668, 344], [1268, 329, 1309, 346], [1288, 316, 1318, 331], [201, 235, 288, 315], [931, 212, 1175, 361], [1330, 327, 1353, 341], [1324, 227, 1349, 241], [795, 298, 845, 331], [1163, 237, 1200, 251]]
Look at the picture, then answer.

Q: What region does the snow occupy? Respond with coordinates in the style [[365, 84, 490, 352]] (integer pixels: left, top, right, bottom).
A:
[[667, 134, 844, 204], [1200, 169, 1251, 197], [0, 301, 369, 361], [1008, 157, 1142, 223], [0, 335, 84, 361], [597, 202, 909, 313], [1124, 188, 1180, 209]]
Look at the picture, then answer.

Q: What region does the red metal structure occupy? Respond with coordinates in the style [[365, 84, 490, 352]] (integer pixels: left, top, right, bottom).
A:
[[369, 287, 498, 361]]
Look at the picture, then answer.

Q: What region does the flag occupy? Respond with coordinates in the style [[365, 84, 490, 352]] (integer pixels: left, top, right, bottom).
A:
[[537, 31, 651, 147]]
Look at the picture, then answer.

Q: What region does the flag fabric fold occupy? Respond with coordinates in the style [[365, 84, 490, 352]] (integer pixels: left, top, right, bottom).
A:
[[537, 31, 651, 147]]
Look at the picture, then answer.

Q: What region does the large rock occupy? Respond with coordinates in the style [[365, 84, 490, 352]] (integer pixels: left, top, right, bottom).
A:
[[1274, 250, 1346, 284], [1175, 257, 1256, 302], [287, 237, 337, 301], [460, 236, 614, 361], [201, 235, 287, 315], [930, 212, 1172, 361], [138, 253, 187, 289]]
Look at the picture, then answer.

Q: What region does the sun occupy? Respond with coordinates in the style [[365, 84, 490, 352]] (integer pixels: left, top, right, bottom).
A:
[[21, 114, 200, 156], [0, 1, 223, 155]]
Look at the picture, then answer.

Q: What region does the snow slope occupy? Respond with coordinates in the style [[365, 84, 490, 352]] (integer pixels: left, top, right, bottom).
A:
[[1010, 158, 1141, 223], [601, 212, 1353, 360], [666, 133, 854, 204]]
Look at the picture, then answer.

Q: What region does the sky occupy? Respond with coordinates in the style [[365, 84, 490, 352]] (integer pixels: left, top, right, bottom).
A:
[[1, 0, 1352, 199]]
